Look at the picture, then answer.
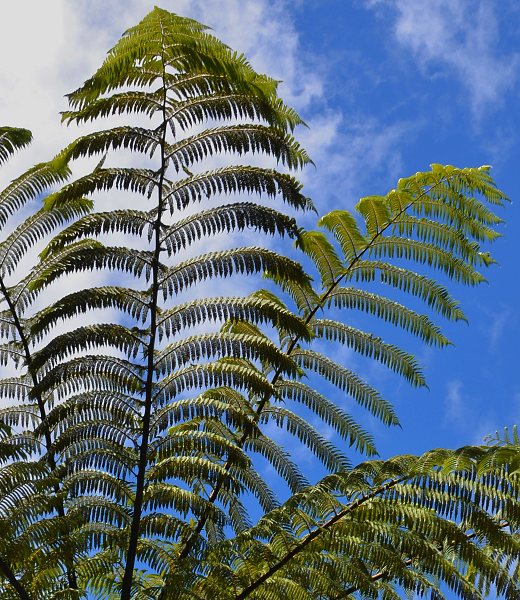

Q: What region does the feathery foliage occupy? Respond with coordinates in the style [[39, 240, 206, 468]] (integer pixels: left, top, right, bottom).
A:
[[0, 8, 517, 600]]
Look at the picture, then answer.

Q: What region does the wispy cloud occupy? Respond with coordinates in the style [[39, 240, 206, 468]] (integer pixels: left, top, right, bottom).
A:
[[300, 116, 411, 213], [366, 0, 520, 118], [444, 379, 466, 424], [443, 379, 502, 444]]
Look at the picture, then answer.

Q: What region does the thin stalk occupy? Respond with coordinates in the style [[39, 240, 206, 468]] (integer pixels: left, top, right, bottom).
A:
[[0, 555, 31, 600], [119, 26, 168, 599], [234, 476, 406, 599], [0, 275, 78, 590]]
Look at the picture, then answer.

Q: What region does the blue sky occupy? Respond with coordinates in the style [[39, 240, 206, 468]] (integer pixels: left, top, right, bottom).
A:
[[287, 0, 520, 459], [0, 0, 519, 595]]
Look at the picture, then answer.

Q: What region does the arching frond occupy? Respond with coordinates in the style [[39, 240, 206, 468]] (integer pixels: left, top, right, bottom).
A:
[[0, 127, 32, 165], [292, 349, 400, 426], [194, 443, 520, 600]]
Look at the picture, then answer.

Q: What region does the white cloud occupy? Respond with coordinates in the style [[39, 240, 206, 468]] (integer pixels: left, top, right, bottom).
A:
[[300, 115, 411, 213], [443, 379, 501, 443], [367, 0, 519, 118], [444, 379, 465, 424], [0, 1, 323, 181]]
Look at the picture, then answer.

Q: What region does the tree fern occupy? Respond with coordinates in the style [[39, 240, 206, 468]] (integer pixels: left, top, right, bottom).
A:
[[0, 8, 518, 600], [191, 442, 519, 600], [0, 127, 91, 596], [5, 8, 312, 598]]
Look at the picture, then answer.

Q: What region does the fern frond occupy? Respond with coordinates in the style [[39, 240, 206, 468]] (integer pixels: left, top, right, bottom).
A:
[[244, 435, 309, 494], [154, 359, 274, 407], [275, 380, 377, 456], [295, 230, 344, 289], [160, 203, 299, 257], [324, 287, 450, 346], [292, 349, 400, 426], [311, 319, 425, 386], [0, 127, 32, 165], [260, 407, 351, 471], [154, 333, 299, 378], [368, 237, 487, 284], [0, 160, 71, 228], [159, 248, 308, 298], [29, 287, 150, 342], [26, 241, 154, 299], [156, 295, 309, 342], [318, 209, 366, 262], [31, 324, 145, 373], [164, 166, 312, 213], [349, 260, 466, 321], [39, 210, 153, 260], [165, 125, 311, 170]]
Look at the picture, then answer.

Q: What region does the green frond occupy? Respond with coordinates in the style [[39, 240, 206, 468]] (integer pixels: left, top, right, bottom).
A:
[[263, 269, 320, 316], [62, 470, 133, 505], [311, 318, 426, 386], [166, 92, 304, 134], [62, 444, 138, 480], [229, 465, 279, 514], [67, 495, 132, 529], [61, 90, 163, 124], [0, 127, 32, 165], [348, 260, 466, 321], [391, 215, 489, 264], [368, 237, 487, 284], [31, 324, 145, 373], [0, 8, 513, 599], [37, 391, 139, 440], [201, 443, 520, 600], [276, 380, 377, 456], [260, 407, 351, 472], [325, 287, 451, 346], [39, 210, 153, 260], [0, 342, 25, 368], [147, 456, 243, 498], [154, 359, 274, 407], [0, 161, 71, 228], [166, 125, 311, 171], [0, 198, 93, 277], [29, 287, 150, 342], [50, 420, 137, 457], [149, 388, 259, 437], [244, 436, 309, 493], [154, 429, 249, 469], [33, 355, 143, 401], [0, 405, 40, 429], [140, 513, 192, 543], [292, 349, 400, 426], [161, 204, 299, 257], [318, 210, 366, 262], [63, 127, 162, 161], [356, 194, 392, 235], [0, 311, 18, 340], [295, 230, 344, 289], [165, 166, 313, 213], [143, 484, 226, 526], [26, 241, 154, 299], [154, 333, 299, 378], [44, 168, 157, 211], [156, 295, 309, 342], [160, 248, 308, 299]]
